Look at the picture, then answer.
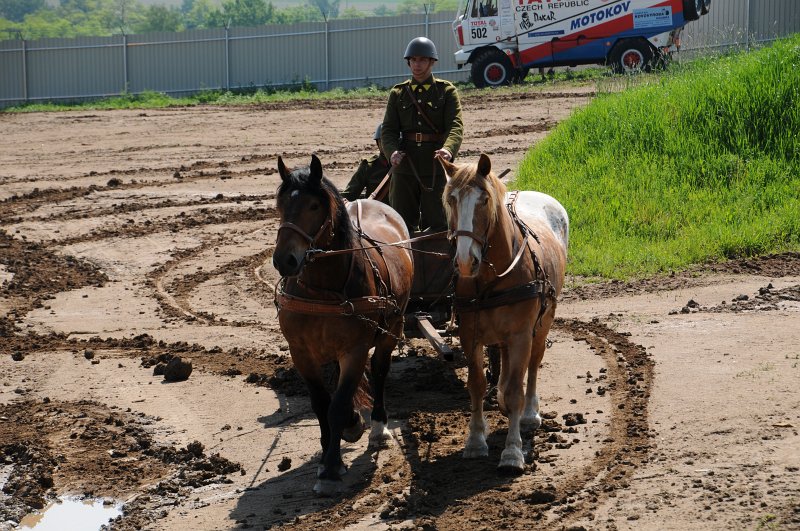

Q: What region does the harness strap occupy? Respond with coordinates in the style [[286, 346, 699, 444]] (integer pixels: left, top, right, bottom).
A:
[[275, 289, 399, 316], [454, 280, 547, 314], [448, 229, 486, 247], [452, 191, 557, 332], [307, 228, 446, 259], [278, 218, 332, 246], [275, 200, 404, 319], [404, 157, 435, 193], [403, 85, 441, 134]]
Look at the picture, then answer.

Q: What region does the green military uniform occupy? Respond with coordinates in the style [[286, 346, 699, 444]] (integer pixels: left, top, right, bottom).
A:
[[381, 75, 463, 232], [341, 153, 391, 203]]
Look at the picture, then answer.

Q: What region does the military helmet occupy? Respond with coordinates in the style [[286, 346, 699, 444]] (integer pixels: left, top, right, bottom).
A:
[[374, 123, 382, 140], [404, 37, 438, 61]]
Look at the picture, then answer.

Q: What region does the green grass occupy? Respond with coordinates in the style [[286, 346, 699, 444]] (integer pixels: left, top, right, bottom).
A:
[[2, 82, 390, 112], [514, 35, 800, 280]]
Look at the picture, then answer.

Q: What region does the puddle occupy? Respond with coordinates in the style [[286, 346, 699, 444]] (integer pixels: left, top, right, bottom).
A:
[[18, 496, 122, 530]]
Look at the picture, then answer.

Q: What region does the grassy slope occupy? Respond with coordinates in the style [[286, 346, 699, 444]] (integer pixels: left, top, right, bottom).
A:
[[515, 35, 800, 279]]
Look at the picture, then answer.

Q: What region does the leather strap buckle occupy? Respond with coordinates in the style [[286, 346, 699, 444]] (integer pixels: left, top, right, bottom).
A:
[[415, 132, 423, 143]]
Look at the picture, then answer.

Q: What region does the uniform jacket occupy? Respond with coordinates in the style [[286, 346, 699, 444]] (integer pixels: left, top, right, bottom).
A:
[[381, 75, 463, 178], [341, 154, 391, 202]]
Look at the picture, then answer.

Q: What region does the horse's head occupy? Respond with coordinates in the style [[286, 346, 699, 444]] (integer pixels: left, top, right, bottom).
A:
[[273, 154, 346, 277], [441, 153, 506, 278]]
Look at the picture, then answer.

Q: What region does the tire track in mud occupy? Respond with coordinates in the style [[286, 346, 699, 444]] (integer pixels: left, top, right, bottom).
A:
[[258, 316, 654, 530], [3, 201, 798, 529], [2, 188, 654, 529], [2, 95, 796, 529], [149, 239, 276, 326], [241, 88, 593, 113]]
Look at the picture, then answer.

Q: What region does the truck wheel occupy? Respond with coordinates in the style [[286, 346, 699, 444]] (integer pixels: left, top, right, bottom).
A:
[[609, 40, 654, 74], [683, 0, 702, 21], [471, 49, 514, 88], [701, 0, 711, 14]]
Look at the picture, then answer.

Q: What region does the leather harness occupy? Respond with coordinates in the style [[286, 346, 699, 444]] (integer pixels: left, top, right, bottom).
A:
[[452, 191, 555, 324], [274, 200, 403, 319]]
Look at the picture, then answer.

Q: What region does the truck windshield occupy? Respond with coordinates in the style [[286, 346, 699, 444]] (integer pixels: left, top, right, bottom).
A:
[[461, 0, 471, 18], [470, 0, 497, 17]]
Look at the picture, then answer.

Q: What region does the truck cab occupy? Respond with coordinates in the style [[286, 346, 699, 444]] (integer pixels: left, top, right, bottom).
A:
[[453, 0, 709, 87]]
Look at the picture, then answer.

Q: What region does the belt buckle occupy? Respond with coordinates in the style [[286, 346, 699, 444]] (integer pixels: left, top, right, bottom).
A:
[[415, 132, 422, 144]]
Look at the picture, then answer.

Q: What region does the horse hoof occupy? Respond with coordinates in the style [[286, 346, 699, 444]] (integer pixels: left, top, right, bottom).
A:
[[463, 442, 489, 458], [313, 478, 343, 497], [368, 421, 392, 449], [497, 462, 525, 476], [317, 463, 347, 479], [521, 414, 542, 432], [341, 417, 367, 443], [498, 449, 525, 475]]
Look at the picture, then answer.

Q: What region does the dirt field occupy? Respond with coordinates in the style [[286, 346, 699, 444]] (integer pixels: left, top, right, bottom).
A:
[[1, 86, 799, 531]]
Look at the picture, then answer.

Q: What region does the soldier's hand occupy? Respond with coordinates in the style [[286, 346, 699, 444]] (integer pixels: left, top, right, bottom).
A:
[[390, 151, 405, 166], [434, 148, 452, 162]]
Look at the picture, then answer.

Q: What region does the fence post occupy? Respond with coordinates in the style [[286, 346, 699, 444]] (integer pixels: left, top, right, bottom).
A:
[[225, 25, 231, 90], [122, 33, 129, 93], [424, 5, 430, 37], [325, 16, 330, 90], [745, 0, 751, 51], [21, 38, 28, 102]]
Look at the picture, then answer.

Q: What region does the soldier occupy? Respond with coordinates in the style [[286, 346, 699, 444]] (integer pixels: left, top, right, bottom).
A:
[[341, 124, 391, 203], [381, 36, 464, 232]]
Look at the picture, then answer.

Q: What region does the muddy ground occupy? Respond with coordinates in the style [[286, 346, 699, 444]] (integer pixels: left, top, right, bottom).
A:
[[1, 84, 798, 530]]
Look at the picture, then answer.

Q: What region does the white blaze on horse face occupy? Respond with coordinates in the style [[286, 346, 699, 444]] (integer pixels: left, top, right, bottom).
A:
[[453, 186, 483, 277]]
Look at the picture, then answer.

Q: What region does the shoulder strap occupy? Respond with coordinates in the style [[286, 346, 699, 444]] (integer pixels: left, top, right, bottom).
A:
[[404, 84, 440, 134]]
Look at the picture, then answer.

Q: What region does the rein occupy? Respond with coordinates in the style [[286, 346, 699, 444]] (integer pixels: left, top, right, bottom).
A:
[[277, 218, 332, 247], [452, 190, 555, 322], [303, 228, 450, 261], [275, 278, 401, 316], [274, 200, 406, 319]]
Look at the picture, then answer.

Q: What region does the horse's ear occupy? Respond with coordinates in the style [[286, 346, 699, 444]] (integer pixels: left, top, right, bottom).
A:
[[277, 156, 289, 182], [478, 153, 492, 177], [438, 155, 457, 177], [310, 154, 323, 186]]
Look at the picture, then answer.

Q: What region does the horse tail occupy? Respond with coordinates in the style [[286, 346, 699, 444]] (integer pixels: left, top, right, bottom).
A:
[[352, 371, 373, 411]]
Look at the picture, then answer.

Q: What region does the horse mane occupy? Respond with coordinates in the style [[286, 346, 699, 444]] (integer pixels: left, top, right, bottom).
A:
[[276, 163, 354, 247], [444, 160, 507, 231]]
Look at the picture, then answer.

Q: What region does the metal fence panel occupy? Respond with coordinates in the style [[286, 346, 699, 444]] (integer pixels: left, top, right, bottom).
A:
[[229, 23, 327, 90], [0, 40, 24, 101], [22, 36, 123, 101], [127, 29, 227, 94], [682, 0, 800, 52], [751, 0, 800, 42], [0, 4, 798, 107]]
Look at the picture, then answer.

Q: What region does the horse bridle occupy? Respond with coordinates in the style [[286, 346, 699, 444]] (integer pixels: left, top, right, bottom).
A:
[[448, 191, 532, 280], [277, 217, 333, 260]]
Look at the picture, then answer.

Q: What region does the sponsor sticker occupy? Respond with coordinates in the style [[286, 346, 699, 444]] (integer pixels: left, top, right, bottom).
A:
[[633, 6, 672, 29]]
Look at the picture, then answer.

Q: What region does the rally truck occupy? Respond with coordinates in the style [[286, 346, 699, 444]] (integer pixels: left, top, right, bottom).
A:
[[452, 0, 711, 87]]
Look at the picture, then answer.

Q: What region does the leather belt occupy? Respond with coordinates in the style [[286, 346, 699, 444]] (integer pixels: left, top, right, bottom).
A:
[[403, 131, 445, 144]]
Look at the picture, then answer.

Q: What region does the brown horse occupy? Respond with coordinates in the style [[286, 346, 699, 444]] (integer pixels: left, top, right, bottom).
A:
[[440, 153, 568, 474], [272, 155, 413, 495]]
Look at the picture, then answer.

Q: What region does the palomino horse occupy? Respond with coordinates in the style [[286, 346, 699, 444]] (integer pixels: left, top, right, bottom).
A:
[[440, 153, 568, 474], [272, 155, 414, 495]]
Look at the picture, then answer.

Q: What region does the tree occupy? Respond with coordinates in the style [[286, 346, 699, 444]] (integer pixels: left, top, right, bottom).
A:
[[338, 6, 363, 19], [216, 0, 274, 27], [134, 4, 183, 33], [273, 5, 323, 24], [308, 0, 339, 19], [373, 4, 393, 16], [183, 0, 213, 29], [0, 0, 45, 22]]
